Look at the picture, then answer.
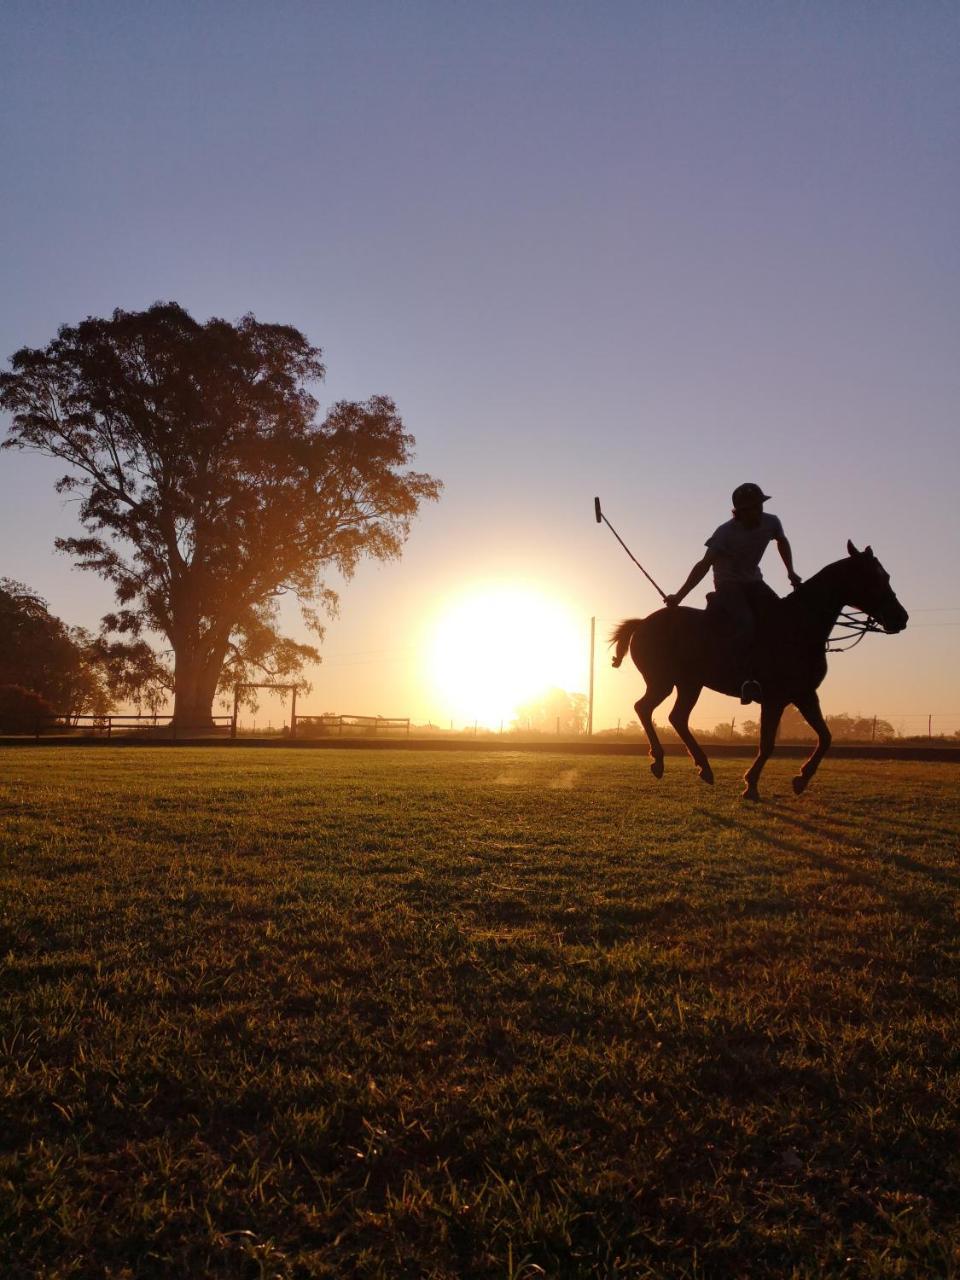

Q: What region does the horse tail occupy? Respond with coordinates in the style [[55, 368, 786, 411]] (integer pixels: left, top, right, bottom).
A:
[[610, 618, 646, 669]]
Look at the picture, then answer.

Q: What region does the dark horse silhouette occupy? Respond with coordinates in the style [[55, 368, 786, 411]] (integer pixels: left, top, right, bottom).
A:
[[611, 542, 908, 800]]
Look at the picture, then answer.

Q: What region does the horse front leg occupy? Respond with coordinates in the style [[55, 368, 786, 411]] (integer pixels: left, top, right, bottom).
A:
[[635, 681, 672, 779], [743, 699, 786, 802], [668, 683, 713, 784], [791, 691, 832, 795]]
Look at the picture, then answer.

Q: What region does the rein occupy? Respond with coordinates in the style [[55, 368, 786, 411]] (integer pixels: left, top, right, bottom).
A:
[[826, 610, 885, 653]]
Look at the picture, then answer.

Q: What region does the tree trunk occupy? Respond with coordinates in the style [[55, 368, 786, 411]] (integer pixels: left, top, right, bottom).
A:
[[172, 650, 218, 730]]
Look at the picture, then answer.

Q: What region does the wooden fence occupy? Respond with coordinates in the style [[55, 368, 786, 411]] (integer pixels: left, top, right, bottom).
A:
[[19, 711, 410, 741], [293, 714, 411, 737], [34, 713, 235, 740]]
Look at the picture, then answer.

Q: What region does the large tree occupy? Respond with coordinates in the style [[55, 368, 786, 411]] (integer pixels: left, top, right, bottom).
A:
[[1, 303, 441, 725]]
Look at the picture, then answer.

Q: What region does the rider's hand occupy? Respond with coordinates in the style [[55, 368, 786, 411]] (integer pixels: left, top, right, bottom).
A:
[[664, 593, 681, 608], [788, 572, 803, 589]]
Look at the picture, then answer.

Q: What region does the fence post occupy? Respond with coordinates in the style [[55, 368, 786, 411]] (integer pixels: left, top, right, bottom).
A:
[[588, 616, 596, 736]]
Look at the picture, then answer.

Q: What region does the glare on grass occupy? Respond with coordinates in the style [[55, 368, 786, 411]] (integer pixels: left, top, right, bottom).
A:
[[426, 582, 586, 728]]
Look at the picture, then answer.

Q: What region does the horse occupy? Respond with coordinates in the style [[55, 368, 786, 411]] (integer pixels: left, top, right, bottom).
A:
[[610, 542, 908, 801]]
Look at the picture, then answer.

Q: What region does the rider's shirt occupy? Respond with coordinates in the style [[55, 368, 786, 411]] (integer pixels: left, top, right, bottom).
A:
[[706, 513, 783, 587]]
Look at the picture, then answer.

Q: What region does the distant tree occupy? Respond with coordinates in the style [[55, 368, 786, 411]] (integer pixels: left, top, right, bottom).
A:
[[0, 685, 56, 734], [738, 707, 896, 743], [1, 303, 441, 726], [825, 713, 896, 742], [513, 688, 588, 734], [772, 705, 816, 741], [0, 578, 109, 716]]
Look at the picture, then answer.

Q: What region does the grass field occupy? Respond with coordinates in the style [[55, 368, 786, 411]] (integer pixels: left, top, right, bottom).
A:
[[1, 748, 958, 1278]]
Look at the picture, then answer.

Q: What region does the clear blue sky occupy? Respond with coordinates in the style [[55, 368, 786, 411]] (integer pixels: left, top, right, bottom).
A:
[[2, 1, 958, 732]]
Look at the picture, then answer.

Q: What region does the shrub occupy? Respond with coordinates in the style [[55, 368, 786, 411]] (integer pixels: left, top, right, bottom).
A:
[[0, 684, 56, 733]]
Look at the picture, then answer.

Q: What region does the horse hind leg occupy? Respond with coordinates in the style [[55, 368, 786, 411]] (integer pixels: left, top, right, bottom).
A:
[[634, 680, 672, 779], [668, 683, 713, 784]]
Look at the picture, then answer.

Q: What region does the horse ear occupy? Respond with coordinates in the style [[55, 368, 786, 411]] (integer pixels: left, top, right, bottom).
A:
[[863, 545, 874, 558], [846, 540, 860, 557]]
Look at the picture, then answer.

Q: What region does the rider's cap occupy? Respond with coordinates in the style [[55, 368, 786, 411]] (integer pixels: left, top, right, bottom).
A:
[[732, 482, 771, 510]]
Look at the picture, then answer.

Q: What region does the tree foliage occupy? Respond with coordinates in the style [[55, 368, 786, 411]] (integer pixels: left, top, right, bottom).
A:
[[0, 578, 109, 716], [1, 303, 441, 723], [0, 685, 56, 734], [738, 707, 897, 742], [513, 688, 588, 735]]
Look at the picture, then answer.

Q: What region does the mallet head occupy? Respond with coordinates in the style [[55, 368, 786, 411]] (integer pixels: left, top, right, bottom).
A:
[[594, 496, 602, 524]]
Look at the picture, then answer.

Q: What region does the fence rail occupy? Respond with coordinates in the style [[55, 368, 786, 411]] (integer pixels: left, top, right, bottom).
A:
[[33, 714, 235, 740], [16, 711, 415, 741], [294, 714, 411, 737]]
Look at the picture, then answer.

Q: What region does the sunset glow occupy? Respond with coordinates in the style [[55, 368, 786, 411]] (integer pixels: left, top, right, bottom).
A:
[[426, 583, 586, 729]]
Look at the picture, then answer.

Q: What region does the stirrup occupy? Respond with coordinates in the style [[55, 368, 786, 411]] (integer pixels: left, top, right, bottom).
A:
[[740, 679, 762, 705]]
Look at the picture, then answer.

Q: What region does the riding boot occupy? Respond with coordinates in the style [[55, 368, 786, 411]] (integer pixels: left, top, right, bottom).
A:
[[739, 647, 762, 704]]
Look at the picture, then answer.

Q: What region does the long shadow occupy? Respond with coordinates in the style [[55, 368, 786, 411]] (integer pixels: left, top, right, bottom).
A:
[[764, 806, 960, 892], [702, 812, 959, 926], [771, 803, 960, 842]]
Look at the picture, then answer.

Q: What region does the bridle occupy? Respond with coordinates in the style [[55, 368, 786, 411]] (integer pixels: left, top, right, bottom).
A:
[[826, 609, 886, 653]]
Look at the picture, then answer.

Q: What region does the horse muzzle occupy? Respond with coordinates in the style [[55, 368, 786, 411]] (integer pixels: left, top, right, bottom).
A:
[[882, 605, 909, 634]]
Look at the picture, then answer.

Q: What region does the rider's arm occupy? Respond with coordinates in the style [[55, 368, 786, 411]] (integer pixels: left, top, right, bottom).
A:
[[665, 550, 717, 607], [776, 535, 802, 588]]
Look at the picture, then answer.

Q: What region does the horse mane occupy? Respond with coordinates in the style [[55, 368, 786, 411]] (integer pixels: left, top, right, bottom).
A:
[[799, 557, 851, 588], [787, 556, 858, 608]]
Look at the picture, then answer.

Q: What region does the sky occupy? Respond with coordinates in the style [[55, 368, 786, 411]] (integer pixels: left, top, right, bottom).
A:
[[1, 1, 958, 734]]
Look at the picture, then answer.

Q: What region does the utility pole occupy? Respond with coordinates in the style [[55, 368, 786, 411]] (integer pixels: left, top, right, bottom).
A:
[[587, 616, 596, 737]]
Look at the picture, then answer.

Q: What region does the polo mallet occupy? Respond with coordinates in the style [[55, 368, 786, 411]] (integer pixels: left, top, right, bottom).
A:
[[594, 496, 668, 602]]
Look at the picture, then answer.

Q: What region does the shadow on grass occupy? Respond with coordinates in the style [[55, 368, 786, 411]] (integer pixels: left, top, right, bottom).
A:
[[702, 811, 960, 924]]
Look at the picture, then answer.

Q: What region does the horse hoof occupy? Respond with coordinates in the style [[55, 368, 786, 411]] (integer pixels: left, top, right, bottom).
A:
[[698, 767, 714, 785], [650, 760, 664, 779], [792, 775, 808, 795], [742, 786, 760, 803]]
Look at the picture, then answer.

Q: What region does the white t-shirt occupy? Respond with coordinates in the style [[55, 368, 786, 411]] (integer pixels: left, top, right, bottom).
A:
[[706, 513, 784, 586]]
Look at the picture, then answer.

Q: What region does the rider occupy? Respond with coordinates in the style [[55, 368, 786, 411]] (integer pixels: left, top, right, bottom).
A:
[[664, 483, 802, 704]]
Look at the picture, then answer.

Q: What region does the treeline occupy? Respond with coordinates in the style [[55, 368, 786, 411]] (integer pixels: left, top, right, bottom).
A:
[[603, 708, 959, 745], [0, 579, 162, 732]]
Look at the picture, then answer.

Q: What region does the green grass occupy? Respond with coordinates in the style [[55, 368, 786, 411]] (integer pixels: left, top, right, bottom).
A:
[[1, 748, 958, 1278]]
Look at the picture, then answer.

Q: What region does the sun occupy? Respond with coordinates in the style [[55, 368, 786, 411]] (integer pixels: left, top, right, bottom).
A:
[[426, 582, 586, 729]]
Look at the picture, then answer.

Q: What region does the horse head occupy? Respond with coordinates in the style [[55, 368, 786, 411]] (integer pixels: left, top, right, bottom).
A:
[[844, 541, 909, 633]]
